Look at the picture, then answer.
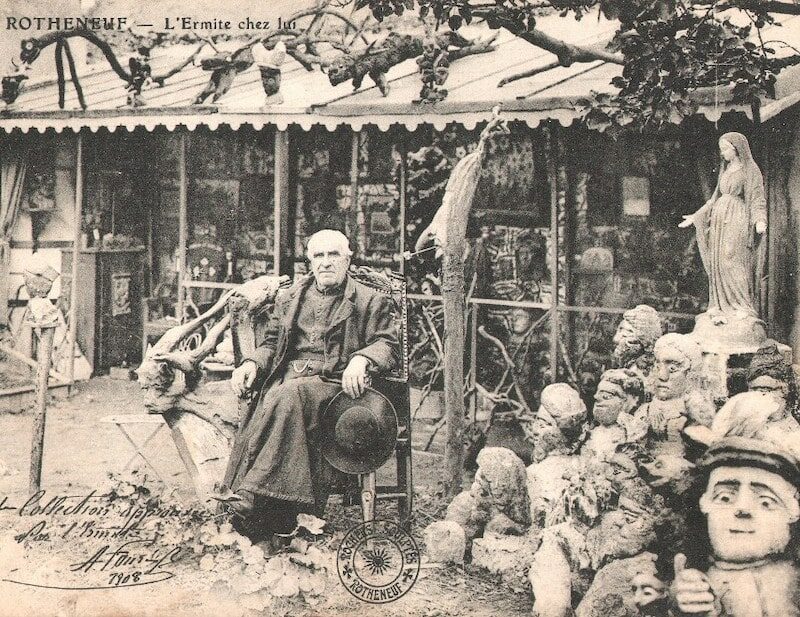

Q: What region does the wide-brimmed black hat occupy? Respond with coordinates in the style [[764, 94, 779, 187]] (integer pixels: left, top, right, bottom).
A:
[[320, 388, 398, 474]]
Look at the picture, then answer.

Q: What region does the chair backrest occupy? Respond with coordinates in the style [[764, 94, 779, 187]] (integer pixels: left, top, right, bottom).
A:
[[346, 266, 409, 383]]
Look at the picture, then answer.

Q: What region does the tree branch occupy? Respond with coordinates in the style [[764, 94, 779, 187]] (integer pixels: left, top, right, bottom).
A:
[[498, 60, 560, 87], [716, 1, 800, 15], [475, 13, 624, 66]]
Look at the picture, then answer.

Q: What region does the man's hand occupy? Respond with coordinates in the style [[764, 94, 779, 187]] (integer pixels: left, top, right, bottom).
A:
[[671, 554, 717, 615], [342, 355, 370, 399], [231, 360, 258, 397]]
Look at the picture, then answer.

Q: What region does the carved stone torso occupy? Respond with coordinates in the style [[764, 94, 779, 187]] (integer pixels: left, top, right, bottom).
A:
[[707, 559, 800, 617]]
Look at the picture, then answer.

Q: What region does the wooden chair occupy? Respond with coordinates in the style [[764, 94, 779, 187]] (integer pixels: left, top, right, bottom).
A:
[[136, 266, 412, 526]]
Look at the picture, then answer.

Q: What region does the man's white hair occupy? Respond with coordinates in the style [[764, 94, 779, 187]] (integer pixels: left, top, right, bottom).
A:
[[306, 229, 353, 257]]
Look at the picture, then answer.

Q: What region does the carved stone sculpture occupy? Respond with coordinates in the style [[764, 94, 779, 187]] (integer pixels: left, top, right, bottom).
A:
[[136, 275, 290, 503], [22, 256, 60, 327], [585, 368, 647, 459], [251, 41, 286, 106], [576, 553, 664, 617], [612, 305, 663, 395], [670, 438, 800, 616], [679, 132, 768, 349], [526, 383, 588, 463], [747, 342, 799, 422], [633, 333, 714, 457], [444, 447, 530, 543]]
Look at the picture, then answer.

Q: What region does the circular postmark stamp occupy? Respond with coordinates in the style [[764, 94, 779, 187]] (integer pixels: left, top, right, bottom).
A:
[[336, 520, 420, 603]]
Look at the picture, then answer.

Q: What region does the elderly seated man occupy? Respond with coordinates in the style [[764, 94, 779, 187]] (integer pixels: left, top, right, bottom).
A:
[[220, 229, 399, 539]]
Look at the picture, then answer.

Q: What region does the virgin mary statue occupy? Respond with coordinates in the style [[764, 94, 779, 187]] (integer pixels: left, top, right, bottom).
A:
[[679, 132, 768, 347]]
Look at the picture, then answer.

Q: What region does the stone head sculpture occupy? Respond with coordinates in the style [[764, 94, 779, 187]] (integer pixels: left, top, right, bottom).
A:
[[23, 253, 60, 327], [593, 368, 645, 426], [469, 447, 531, 528], [585, 479, 665, 569], [748, 342, 797, 422], [631, 557, 668, 616], [698, 437, 800, 564], [652, 333, 703, 402], [613, 305, 663, 368], [531, 383, 588, 462]]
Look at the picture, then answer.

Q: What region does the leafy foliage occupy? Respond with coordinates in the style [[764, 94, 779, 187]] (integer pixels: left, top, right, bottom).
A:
[[358, 0, 800, 130]]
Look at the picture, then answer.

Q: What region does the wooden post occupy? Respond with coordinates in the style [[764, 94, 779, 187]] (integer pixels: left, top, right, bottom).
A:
[[442, 218, 467, 498], [469, 302, 478, 422], [23, 257, 62, 493], [29, 325, 55, 493], [273, 129, 291, 275], [176, 131, 188, 322], [66, 132, 83, 384], [546, 123, 560, 382], [0, 239, 9, 327], [349, 131, 360, 256], [398, 140, 407, 275]]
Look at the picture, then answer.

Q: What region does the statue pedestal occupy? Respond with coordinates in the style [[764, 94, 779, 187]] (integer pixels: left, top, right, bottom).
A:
[[691, 311, 768, 401], [692, 311, 767, 351]]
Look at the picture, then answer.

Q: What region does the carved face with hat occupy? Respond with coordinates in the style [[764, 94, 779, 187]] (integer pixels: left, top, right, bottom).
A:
[[698, 437, 800, 563]]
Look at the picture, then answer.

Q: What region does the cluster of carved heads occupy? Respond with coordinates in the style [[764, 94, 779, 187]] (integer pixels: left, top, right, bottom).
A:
[[613, 305, 663, 367], [652, 333, 703, 401]]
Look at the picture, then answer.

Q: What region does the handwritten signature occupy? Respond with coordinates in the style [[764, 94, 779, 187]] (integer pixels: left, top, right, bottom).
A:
[[0, 490, 197, 590]]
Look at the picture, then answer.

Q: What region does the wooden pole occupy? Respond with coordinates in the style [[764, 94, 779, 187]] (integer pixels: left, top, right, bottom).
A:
[[29, 324, 55, 493], [273, 129, 290, 276], [176, 131, 188, 322], [442, 218, 467, 498], [0, 238, 9, 327], [398, 140, 407, 275], [546, 123, 560, 382], [66, 132, 83, 384], [349, 131, 360, 257], [469, 302, 478, 422]]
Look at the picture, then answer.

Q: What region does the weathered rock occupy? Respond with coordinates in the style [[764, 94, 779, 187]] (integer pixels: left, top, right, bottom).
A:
[[471, 447, 531, 528], [529, 530, 573, 617], [471, 531, 539, 593], [485, 513, 526, 536], [423, 521, 466, 565], [444, 490, 481, 540], [575, 552, 660, 617]]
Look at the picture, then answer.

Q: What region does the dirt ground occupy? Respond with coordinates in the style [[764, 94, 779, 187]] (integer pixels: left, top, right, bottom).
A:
[[0, 377, 531, 617]]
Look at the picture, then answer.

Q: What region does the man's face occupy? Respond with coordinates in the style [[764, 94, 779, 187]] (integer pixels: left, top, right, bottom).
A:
[[309, 242, 350, 288], [613, 319, 643, 365], [593, 379, 635, 426], [653, 345, 691, 401], [701, 466, 800, 563]]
